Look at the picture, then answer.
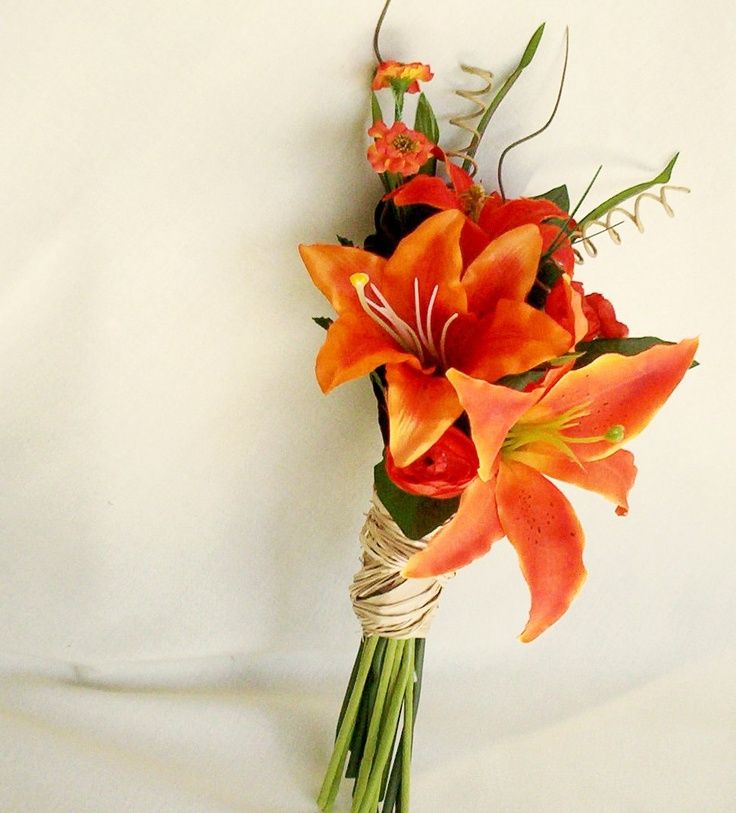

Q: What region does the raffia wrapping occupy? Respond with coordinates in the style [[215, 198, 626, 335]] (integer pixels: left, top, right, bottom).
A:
[[350, 494, 453, 638]]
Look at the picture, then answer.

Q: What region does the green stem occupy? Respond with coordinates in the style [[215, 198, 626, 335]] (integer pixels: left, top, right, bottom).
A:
[[382, 638, 426, 812], [400, 644, 414, 811], [357, 642, 413, 813], [348, 638, 388, 779], [317, 637, 379, 812], [336, 640, 365, 738], [352, 639, 402, 809], [378, 646, 407, 802]]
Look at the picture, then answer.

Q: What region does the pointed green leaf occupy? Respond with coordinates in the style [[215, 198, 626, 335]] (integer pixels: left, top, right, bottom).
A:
[[414, 93, 439, 143], [371, 91, 383, 125], [414, 93, 439, 175], [313, 316, 333, 331], [534, 184, 570, 212], [578, 154, 679, 228], [374, 458, 459, 540], [573, 335, 698, 368], [497, 368, 547, 391], [336, 234, 354, 247], [463, 22, 545, 168], [519, 22, 546, 68]]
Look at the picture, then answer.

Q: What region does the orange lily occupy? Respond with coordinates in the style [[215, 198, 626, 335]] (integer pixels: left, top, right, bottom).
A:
[[390, 155, 576, 273], [300, 210, 573, 467], [402, 338, 698, 641]]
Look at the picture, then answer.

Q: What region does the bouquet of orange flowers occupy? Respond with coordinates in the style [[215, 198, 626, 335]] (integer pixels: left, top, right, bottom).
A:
[[299, 5, 696, 811]]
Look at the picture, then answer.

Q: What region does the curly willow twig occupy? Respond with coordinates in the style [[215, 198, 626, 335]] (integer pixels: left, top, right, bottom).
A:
[[572, 185, 691, 263], [446, 65, 495, 177]]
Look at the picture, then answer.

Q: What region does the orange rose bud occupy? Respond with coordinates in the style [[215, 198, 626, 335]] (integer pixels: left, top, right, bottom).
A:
[[385, 426, 479, 499]]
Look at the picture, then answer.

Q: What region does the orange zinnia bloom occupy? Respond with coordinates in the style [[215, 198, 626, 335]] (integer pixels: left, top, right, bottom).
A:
[[367, 121, 433, 176], [372, 60, 433, 93], [401, 338, 698, 641], [300, 210, 573, 467]]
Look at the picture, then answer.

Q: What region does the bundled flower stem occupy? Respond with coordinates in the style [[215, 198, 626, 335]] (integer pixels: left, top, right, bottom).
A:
[[301, 4, 696, 810], [318, 637, 424, 813]]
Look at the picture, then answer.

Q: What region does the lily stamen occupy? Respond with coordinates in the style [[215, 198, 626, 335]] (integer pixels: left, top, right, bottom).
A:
[[353, 272, 457, 369], [351, 273, 410, 352], [425, 284, 440, 359], [439, 313, 459, 368], [414, 278, 429, 352], [503, 401, 626, 466], [368, 281, 425, 361]]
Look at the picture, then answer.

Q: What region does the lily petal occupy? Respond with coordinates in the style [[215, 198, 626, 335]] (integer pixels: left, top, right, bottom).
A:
[[299, 244, 386, 315], [382, 210, 467, 328], [522, 338, 699, 461], [455, 299, 573, 383], [386, 364, 463, 467], [444, 157, 475, 195], [512, 448, 637, 515], [478, 197, 569, 240], [402, 476, 503, 577], [460, 220, 491, 266], [389, 175, 460, 210], [316, 314, 418, 393], [446, 369, 542, 481], [463, 225, 543, 318], [496, 459, 587, 642], [545, 275, 590, 344]]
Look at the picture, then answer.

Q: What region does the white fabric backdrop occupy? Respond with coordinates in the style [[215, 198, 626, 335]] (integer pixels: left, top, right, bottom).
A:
[[1, 1, 734, 811]]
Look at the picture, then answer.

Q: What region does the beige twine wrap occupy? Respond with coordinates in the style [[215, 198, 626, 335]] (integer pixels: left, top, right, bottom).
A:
[[350, 494, 453, 638]]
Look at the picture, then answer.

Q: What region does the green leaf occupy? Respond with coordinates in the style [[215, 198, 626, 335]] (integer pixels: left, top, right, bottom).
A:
[[496, 368, 546, 391], [463, 22, 545, 168], [370, 92, 383, 125], [519, 22, 546, 68], [414, 93, 439, 143], [313, 316, 333, 330], [336, 234, 354, 247], [534, 184, 570, 212], [374, 458, 459, 541], [578, 154, 679, 228], [414, 93, 439, 175], [573, 335, 698, 369]]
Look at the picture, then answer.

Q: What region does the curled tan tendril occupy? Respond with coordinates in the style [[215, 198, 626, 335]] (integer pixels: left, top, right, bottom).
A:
[[572, 185, 691, 263], [446, 65, 494, 177]]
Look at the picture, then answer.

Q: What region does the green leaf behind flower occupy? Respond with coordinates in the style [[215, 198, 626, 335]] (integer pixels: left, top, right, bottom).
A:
[[374, 458, 459, 540], [370, 92, 383, 125], [313, 316, 333, 330], [497, 369, 547, 391], [534, 184, 570, 212], [573, 336, 698, 368], [414, 93, 439, 143], [414, 93, 439, 176]]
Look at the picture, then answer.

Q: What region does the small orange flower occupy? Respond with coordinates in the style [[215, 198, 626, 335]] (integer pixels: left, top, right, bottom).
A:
[[372, 61, 433, 93], [367, 121, 433, 176]]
